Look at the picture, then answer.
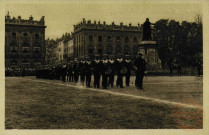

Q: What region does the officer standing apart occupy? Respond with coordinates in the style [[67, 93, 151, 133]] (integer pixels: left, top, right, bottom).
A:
[[133, 52, 146, 90]]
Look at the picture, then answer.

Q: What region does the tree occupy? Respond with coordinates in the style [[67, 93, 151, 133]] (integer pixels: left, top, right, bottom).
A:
[[153, 19, 169, 68], [153, 17, 203, 68]]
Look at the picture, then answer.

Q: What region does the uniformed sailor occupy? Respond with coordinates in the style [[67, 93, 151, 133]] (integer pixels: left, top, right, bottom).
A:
[[85, 57, 92, 87], [73, 59, 79, 83], [101, 55, 108, 89], [115, 53, 124, 88], [124, 55, 132, 86], [61, 64, 67, 82], [79, 58, 86, 85], [107, 55, 115, 87], [92, 55, 102, 88]]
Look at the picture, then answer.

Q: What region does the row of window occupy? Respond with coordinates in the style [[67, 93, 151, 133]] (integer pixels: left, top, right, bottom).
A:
[[9, 42, 40, 47], [10, 50, 40, 53], [74, 35, 138, 44], [11, 32, 40, 39], [88, 36, 138, 43]]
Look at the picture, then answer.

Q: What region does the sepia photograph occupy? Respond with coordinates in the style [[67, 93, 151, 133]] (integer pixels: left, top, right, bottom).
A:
[[1, 0, 209, 134]]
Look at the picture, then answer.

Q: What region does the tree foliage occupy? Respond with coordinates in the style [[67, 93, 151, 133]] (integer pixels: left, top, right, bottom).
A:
[[152, 17, 203, 69]]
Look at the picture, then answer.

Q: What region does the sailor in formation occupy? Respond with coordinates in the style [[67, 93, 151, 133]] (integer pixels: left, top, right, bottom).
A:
[[115, 53, 124, 88], [35, 53, 146, 90]]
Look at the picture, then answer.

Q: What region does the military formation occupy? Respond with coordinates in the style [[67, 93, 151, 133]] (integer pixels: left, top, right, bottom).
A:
[[36, 53, 147, 90]]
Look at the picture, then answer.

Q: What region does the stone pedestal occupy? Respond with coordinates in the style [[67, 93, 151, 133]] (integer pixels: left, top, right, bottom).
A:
[[138, 41, 161, 71]]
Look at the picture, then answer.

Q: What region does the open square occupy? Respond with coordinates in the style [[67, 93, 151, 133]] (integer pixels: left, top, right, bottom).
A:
[[5, 76, 203, 129]]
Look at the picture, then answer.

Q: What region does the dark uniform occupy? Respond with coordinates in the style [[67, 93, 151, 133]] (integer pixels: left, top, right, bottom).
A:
[[133, 53, 146, 90], [92, 59, 102, 88], [68, 62, 74, 82], [21, 68, 26, 77], [101, 58, 109, 89], [124, 58, 132, 86], [196, 61, 202, 76], [73, 61, 79, 83], [107, 58, 115, 87], [49, 66, 55, 80], [85, 60, 92, 87], [79, 60, 86, 85], [177, 64, 182, 77], [115, 55, 124, 88], [61, 65, 67, 82]]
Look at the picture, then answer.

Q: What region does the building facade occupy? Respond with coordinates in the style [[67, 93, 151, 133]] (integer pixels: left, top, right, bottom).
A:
[[46, 39, 58, 65], [73, 18, 142, 59], [63, 37, 74, 63], [5, 12, 46, 69], [46, 33, 73, 65]]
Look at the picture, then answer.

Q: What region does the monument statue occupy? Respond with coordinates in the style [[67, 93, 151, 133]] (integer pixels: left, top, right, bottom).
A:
[[139, 18, 161, 71], [142, 18, 154, 41]]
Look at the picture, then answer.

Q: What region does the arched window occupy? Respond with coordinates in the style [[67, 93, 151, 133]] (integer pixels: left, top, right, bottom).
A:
[[116, 36, 120, 42], [107, 36, 111, 42], [23, 33, 28, 38], [98, 36, 102, 42], [133, 46, 138, 54], [35, 34, 39, 39], [106, 45, 112, 54], [133, 37, 137, 43], [10, 42, 17, 46], [22, 42, 29, 47], [125, 37, 129, 42], [89, 35, 93, 42], [12, 32, 16, 38]]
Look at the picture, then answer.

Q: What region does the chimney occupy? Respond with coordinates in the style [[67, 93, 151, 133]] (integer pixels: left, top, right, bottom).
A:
[[120, 22, 123, 26], [18, 16, 21, 20]]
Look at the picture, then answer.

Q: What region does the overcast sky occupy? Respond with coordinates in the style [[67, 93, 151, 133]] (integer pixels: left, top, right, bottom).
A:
[[5, 2, 202, 40]]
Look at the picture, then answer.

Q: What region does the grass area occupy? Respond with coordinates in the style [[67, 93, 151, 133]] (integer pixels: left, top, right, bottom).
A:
[[5, 77, 203, 129]]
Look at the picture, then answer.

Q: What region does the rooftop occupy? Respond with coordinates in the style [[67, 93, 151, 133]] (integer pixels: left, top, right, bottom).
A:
[[73, 18, 142, 33], [5, 12, 45, 26]]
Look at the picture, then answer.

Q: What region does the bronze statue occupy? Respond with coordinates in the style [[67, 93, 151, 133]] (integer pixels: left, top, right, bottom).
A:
[[142, 18, 154, 41]]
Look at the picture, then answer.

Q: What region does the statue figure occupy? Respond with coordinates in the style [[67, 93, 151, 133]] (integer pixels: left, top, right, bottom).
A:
[[40, 16, 45, 22], [142, 18, 154, 41]]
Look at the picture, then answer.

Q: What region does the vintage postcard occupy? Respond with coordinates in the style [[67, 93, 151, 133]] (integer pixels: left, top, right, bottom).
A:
[[0, 0, 209, 135]]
